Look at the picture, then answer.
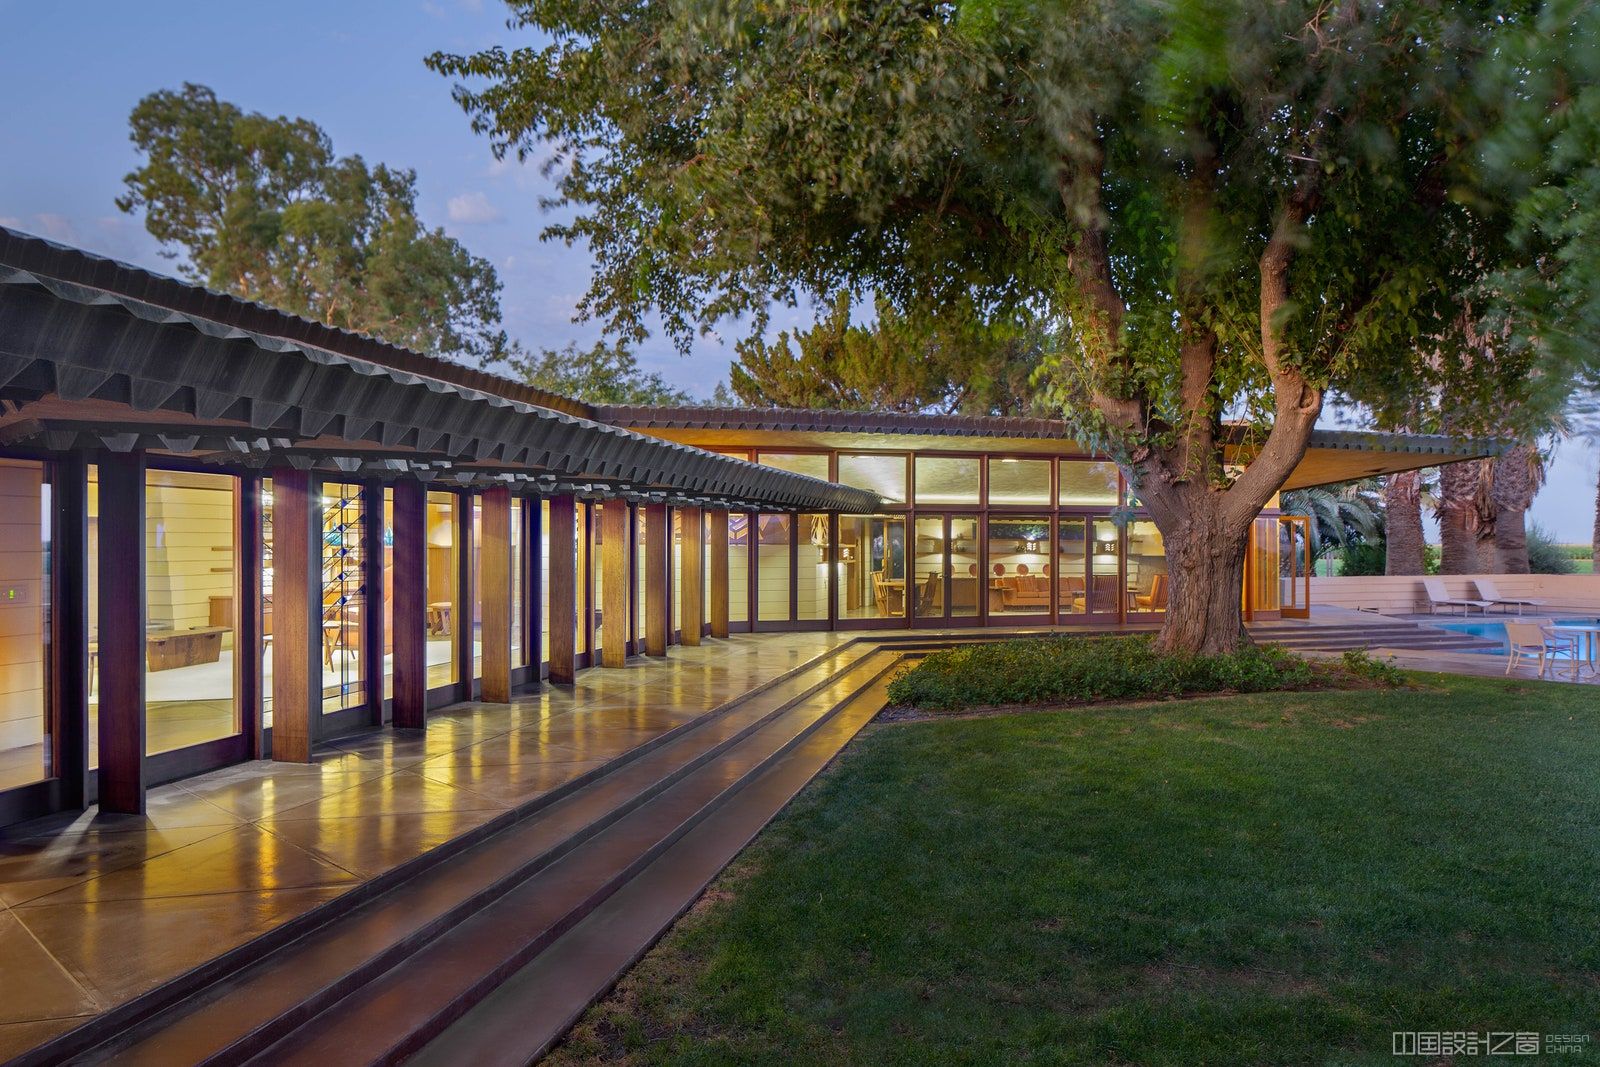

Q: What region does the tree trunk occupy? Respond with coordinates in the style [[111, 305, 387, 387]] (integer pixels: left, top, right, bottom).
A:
[[1383, 470, 1425, 575], [1437, 461, 1482, 574], [1152, 500, 1251, 656], [1490, 443, 1539, 574], [1593, 462, 1600, 568]]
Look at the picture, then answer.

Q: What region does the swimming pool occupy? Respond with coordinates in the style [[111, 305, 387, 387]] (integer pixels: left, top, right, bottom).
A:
[[1434, 617, 1600, 656]]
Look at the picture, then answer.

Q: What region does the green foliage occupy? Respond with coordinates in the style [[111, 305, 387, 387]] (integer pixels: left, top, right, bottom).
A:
[[1338, 648, 1405, 686], [1336, 540, 1440, 576], [1527, 523, 1578, 574], [730, 293, 1047, 414], [1281, 481, 1382, 562], [510, 341, 693, 404], [118, 83, 513, 363], [885, 636, 1316, 710]]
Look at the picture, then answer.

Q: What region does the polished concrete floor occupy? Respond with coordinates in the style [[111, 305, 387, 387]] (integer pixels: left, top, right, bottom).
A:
[[0, 632, 848, 1060]]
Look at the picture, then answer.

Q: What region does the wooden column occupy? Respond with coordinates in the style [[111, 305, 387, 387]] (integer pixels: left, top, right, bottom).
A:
[[524, 498, 542, 675], [236, 473, 265, 759], [269, 468, 319, 763], [96, 450, 146, 813], [599, 500, 629, 667], [708, 509, 730, 639], [52, 456, 90, 809], [643, 503, 669, 656], [360, 482, 385, 726], [480, 487, 513, 702], [679, 507, 704, 645], [391, 480, 427, 728], [548, 495, 577, 684], [454, 491, 474, 700]]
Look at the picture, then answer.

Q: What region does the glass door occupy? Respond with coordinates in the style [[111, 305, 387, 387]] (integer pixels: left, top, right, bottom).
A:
[[913, 516, 947, 622], [836, 515, 907, 625], [1055, 516, 1088, 622], [1086, 517, 1124, 622], [1279, 516, 1311, 619]]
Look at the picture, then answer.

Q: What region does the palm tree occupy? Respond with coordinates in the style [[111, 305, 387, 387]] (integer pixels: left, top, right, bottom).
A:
[[1384, 469, 1427, 575], [1281, 480, 1384, 566]]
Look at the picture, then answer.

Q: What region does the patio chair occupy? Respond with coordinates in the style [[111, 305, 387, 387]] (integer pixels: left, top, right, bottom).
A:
[[1504, 619, 1581, 678], [1472, 578, 1548, 616], [1421, 577, 1492, 616]]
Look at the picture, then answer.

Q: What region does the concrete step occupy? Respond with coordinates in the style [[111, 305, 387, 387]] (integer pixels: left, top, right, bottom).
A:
[[409, 671, 898, 1067], [246, 649, 902, 1065], [46, 642, 882, 1067]]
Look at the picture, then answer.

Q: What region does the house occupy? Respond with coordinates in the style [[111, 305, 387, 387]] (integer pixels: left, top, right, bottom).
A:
[[0, 226, 1490, 830]]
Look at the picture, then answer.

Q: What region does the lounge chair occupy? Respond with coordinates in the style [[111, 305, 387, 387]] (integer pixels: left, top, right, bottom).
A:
[[1422, 577, 1492, 616], [1473, 578, 1547, 616], [1504, 619, 1581, 679]]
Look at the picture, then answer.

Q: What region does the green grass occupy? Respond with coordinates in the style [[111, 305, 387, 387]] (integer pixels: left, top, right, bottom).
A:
[[550, 674, 1600, 1066]]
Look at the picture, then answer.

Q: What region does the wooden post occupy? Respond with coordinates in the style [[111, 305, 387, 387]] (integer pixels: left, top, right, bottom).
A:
[[708, 509, 729, 639], [270, 468, 319, 763], [644, 503, 669, 656], [480, 486, 513, 702], [96, 450, 146, 813], [392, 480, 427, 728], [679, 506, 704, 645], [548, 495, 577, 684], [236, 473, 264, 759], [52, 455, 90, 808], [455, 490, 474, 700], [360, 482, 385, 725], [524, 497, 542, 676], [600, 500, 628, 667]]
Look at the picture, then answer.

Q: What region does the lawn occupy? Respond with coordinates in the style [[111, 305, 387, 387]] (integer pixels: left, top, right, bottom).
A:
[[549, 673, 1600, 1065]]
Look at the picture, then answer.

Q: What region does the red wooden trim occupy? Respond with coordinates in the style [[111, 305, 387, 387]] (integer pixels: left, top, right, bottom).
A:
[[391, 481, 427, 727], [96, 450, 146, 813]]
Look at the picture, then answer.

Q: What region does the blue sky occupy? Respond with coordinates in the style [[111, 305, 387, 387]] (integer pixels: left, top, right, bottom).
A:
[[1, 1, 1594, 541]]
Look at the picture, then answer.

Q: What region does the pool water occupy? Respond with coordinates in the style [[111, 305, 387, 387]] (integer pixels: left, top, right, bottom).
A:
[[1435, 617, 1600, 656]]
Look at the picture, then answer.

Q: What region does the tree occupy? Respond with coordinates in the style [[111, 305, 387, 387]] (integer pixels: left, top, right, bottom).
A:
[[510, 341, 693, 404], [1281, 481, 1382, 566], [1383, 471, 1427, 576], [430, 0, 1588, 653], [118, 83, 514, 364], [730, 294, 1046, 414]]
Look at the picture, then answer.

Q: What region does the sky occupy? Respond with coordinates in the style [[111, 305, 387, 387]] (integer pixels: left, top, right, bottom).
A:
[[1, 2, 1594, 541]]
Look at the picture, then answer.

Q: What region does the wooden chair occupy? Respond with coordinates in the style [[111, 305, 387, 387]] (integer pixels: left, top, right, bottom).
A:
[[1135, 574, 1168, 610]]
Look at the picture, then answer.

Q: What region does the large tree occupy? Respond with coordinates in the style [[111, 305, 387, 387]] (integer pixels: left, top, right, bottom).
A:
[[730, 294, 1046, 414], [431, 0, 1585, 652], [119, 83, 514, 364], [512, 341, 694, 404]]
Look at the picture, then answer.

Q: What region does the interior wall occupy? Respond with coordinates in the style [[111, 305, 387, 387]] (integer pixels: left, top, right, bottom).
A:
[[145, 473, 235, 646], [0, 462, 44, 754]]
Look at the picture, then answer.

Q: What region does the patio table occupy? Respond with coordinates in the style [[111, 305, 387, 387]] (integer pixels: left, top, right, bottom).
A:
[[1550, 623, 1600, 681]]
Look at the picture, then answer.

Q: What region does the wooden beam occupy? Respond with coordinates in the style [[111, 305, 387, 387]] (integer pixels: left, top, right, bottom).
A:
[[480, 487, 513, 701], [391, 480, 427, 728], [455, 491, 474, 700], [360, 482, 385, 726], [51, 455, 90, 809], [96, 450, 146, 813], [644, 503, 669, 656], [599, 500, 628, 667], [708, 509, 729, 639], [679, 507, 704, 645], [548, 495, 577, 684], [524, 497, 542, 675], [269, 468, 319, 763], [236, 473, 264, 758]]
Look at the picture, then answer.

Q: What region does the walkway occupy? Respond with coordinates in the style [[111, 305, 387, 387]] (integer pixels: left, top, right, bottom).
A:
[[0, 632, 848, 1061]]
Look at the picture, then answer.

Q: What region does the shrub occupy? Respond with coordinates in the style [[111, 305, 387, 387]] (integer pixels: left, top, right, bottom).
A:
[[885, 635, 1318, 711], [1527, 523, 1576, 575], [1337, 540, 1440, 576]]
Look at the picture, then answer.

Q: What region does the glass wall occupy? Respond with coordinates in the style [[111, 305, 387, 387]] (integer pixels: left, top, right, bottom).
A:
[[382, 489, 394, 699], [756, 514, 791, 623], [540, 499, 551, 665], [321, 482, 365, 714], [758, 452, 830, 480], [987, 515, 1052, 616], [988, 458, 1052, 506], [796, 514, 829, 622], [511, 498, 524, 666], [912, 517, 945, 620], [671, 509, 683, 637], [914, 456, 980, 507], [143, 469, 239, 755], [0, 460, 51, 790], [1087, 519, 1122, 615], [425, 491, 459, 689], [1059, 461, 1121, 506], [636, 506, 648, 648], [838, 454, 907, 504], [471, 498, 483, 679], [729, 513, 750, 625], [836, 515, 906, 621], [949, 517, 980, 618], [1127, 520, 1168, 613], [576, 503, 591, 656], [1055, 517, 1088, 618]]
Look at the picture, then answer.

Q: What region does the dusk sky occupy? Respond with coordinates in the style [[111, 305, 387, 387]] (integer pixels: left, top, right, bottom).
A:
[[3, 1, 1593, 541]]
